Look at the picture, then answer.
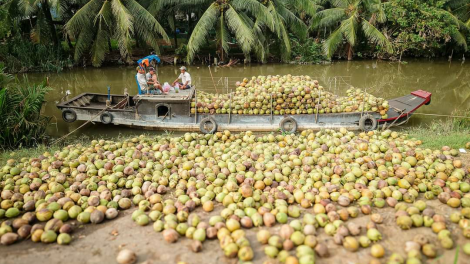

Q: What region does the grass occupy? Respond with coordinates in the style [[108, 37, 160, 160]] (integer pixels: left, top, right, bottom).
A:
[[404, 113, 470, 150]]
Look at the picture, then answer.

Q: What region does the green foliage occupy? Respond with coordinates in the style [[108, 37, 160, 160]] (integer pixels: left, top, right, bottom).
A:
[[313, 0, 392, 60], [291, 37, 325, 63], [384, 0, 468, 58], [1, 0, 470, 68], [65, 0, 169, 67], [0, 63, 13, 88], [175, 44, 188, 58], [0, 36, 72, 73], [0, 79, 51, 149]]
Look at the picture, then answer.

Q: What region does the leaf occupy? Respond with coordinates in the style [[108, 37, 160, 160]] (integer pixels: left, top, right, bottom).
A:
[[65, 0, 102, 37], [450, 30, 468, 51], [312, 8, 346, 29], [225, 4, 255, 55], [339, 12, 358, 46], [91, 1, 112, 67], [186, 3, 219, 62], [323, 27, 343, 58], [235, 0, 275, 30], [216, 11, 230, 55], [361, 18, 393, 53], [111, 0, 134, 60]]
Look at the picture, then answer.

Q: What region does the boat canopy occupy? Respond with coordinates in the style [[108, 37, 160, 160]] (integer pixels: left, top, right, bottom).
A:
[[137, 55, 161, 68]]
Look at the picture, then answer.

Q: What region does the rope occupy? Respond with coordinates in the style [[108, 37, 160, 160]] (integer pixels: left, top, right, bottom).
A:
[[412, 113, 470, 119], [50, 107, 109, 146], [51, 96, 130, 145]]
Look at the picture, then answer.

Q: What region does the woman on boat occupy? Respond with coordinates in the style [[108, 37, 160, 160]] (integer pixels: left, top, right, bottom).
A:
[[172, 66, 192, 90]]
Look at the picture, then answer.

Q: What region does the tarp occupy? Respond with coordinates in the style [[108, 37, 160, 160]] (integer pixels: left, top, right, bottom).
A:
[[137, 55, 161, 68]]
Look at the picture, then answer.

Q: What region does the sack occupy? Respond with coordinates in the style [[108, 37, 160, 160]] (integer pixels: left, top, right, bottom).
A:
[[162, 82, 171, 93]]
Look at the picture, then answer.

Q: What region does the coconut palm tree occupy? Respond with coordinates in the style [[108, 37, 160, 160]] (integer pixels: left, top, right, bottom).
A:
[[1, 0, 62, 46], [179, 0, 273, 63], [65, 0, 169, 66], [252, 0, 321, 62], [442, 0, 469, 50], [312, 0, 392, 60]]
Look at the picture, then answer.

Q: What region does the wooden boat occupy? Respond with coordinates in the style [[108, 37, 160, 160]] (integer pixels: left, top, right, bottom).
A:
[[56, 88, 431, 133]]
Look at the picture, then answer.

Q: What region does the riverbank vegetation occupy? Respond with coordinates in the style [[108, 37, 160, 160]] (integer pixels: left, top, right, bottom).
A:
[[0, 0, 469, 72], [0, 66, 51, 149], [406, 114, 470, 149]]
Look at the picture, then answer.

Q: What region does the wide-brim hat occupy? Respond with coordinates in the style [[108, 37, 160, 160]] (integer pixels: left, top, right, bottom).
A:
[[179, 66, 187, 71]]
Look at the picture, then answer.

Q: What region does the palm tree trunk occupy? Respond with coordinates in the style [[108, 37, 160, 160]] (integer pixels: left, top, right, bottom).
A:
[[347, 44, 353, 61], [41, 0, 59, 47], [173, 11, 178, 49], [187, 13, 192, 41], [220, 40, 224, 62], [66, 34, 73, 49]]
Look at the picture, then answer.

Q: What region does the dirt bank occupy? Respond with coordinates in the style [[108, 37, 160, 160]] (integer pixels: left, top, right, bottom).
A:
[[0, 156, 469, 264]]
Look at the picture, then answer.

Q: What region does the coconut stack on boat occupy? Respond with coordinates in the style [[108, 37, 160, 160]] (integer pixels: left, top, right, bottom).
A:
[[191, 75, 390, 119]]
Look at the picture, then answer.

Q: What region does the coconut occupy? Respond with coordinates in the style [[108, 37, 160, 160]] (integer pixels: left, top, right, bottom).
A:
[[116, 249, 137, 264]]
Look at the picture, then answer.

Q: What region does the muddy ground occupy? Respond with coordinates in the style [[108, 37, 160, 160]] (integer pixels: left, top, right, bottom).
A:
[[0, 155, 469, 264]]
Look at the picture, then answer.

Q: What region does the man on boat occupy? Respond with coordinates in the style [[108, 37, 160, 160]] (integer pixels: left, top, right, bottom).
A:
[[172, 66, 192, 90], [147, 67, 166, 94]]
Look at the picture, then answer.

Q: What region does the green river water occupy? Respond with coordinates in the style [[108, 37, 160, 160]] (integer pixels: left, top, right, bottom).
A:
[[23, 59, 470, 138]]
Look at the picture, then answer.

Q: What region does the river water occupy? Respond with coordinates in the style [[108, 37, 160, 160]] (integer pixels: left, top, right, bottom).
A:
[[23, 59, 470, 138]]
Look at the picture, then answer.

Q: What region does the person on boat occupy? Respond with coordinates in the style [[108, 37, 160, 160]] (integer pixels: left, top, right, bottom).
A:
[[146, 67, 166, 94], [172, 66, 192, 90], [136, 66, 159, 95]]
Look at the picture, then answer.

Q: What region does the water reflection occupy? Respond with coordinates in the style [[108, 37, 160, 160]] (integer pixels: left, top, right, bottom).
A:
[[21, 59, 470, 137]]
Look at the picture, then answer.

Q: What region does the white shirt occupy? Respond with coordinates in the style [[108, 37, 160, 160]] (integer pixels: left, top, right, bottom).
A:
[[178, 72, 192, 85], [137, 73, 148, 91]]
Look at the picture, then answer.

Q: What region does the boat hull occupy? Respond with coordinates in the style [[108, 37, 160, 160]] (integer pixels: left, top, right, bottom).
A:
[[57, 89, 432, 133]]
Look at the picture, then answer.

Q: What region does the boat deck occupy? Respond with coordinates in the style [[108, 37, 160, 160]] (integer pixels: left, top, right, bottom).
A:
[[382, 90, 431, 122], [133, 88, 194, 103]]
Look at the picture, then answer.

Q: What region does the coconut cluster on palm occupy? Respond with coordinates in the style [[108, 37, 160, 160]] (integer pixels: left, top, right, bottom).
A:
[[192, 75, 389, 118]]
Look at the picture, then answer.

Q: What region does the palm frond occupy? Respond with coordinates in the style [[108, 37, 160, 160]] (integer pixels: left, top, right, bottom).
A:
[[91, 0, 112, 66], [339, 12, 358, 46], [450, 30, 468, 51], [73, 26, 95, 61], [285, 0, 322, 17], [252, 19, 267, 62], [323, 27, 343, 59], [18, 0, 38, 16], [125, 0, 169, 41], [312, 8, 346, 29], [225, 5, 255, 55], [146, 0, 179, 15], [278, 18, 291, 61], [361, 18, 392, 53], [187, 3, 219, 62], [330, 0, 348, 8], [273, 0, 308, 39], [216, 11, 230, 55], [65, 0, 102, 36], [111, 0, 134, 60], [232, 0, 274, 31]]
